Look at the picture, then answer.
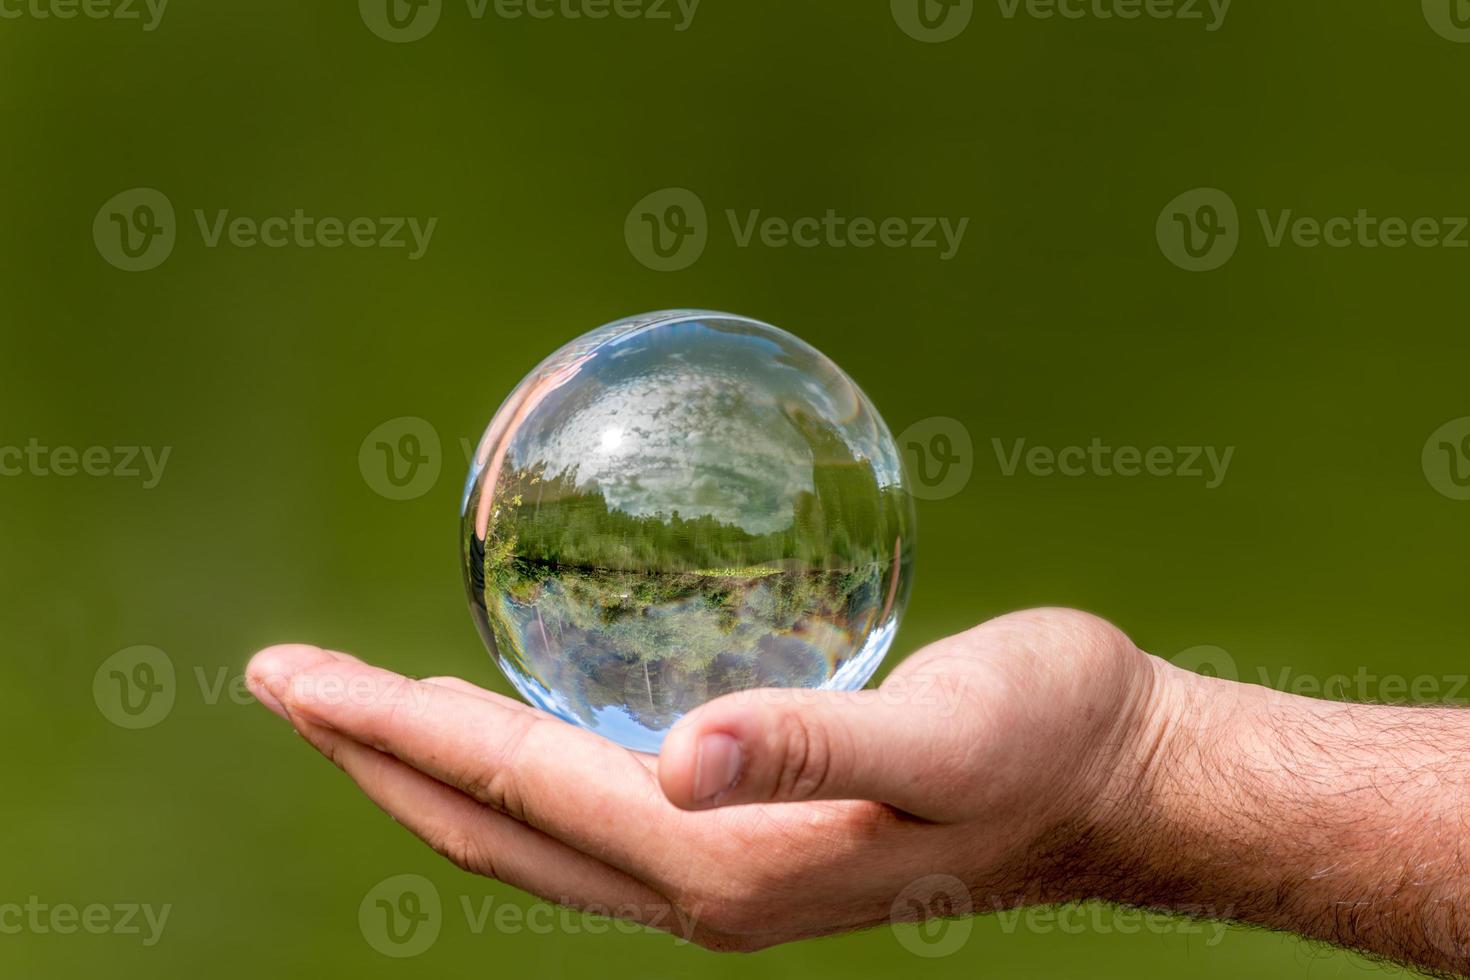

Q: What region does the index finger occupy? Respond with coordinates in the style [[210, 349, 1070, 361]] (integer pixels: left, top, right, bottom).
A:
[[250, 646, 686, 884]]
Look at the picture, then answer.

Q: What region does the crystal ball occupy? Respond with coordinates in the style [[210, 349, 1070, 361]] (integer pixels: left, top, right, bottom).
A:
[[460, 311, 916, 752]]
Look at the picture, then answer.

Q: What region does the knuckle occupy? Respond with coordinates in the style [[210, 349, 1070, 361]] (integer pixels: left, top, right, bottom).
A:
[[431, 827, 497, 878], [477, 767, 525, 822], [771, 710, 833, 802], [464, 714, 540, 821], [319, 736, 348, 773]]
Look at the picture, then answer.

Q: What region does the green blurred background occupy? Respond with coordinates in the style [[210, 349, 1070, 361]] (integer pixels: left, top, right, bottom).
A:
[[5, 0, 1470, 975]]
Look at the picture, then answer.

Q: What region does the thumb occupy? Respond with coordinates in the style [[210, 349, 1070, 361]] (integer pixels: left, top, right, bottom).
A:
[[657, 687, 959, 818]]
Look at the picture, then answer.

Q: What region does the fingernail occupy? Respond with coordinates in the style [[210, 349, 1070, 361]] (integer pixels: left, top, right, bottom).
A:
[[693, 733, 743, 804], [249, 672, 290, 721]]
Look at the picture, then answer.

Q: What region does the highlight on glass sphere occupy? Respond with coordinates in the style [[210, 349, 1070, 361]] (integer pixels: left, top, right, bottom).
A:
[[460, 310, 916, 752]]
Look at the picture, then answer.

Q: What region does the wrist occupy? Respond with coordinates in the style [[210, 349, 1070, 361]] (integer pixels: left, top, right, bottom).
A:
[[1056, 651, 1269, 910], [985, 643, 1223, 909]]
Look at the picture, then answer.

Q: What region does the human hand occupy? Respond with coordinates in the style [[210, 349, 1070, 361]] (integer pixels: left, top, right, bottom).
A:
[[246, 608, 1162, 951]]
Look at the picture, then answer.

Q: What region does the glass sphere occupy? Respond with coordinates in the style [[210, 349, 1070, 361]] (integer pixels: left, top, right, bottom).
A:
[[461, 311, 915, 752]]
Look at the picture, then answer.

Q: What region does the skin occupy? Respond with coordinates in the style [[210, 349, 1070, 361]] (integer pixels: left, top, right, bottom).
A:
[[246, 608, 1470, 974]]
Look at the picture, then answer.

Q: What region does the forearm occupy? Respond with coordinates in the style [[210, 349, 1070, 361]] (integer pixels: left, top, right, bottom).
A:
[[1084, 657, 1470, 975]]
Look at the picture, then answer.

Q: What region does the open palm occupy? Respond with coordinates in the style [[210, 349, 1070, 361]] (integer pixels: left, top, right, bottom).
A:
[[247, 608, 1157, 951]]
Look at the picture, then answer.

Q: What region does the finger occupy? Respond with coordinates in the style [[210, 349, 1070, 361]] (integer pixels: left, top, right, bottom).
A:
[[419, 677, 671, 775], [420, 675, 536, 711], [420, 675, 501, 698], [658, 687, 963, 820], [247, 644, 362, 720], [252, 646, 685, 883], [288, 715, 677, 925], [417, 676, 664, 775], [413, 677, 660, 776]]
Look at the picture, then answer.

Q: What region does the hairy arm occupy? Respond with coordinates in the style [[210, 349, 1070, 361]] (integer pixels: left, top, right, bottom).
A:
[[1080, 662, 1470, 976]]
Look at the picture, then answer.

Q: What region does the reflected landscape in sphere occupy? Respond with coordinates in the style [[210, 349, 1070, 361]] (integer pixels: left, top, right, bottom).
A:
[[461, 311, 915, 752]]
